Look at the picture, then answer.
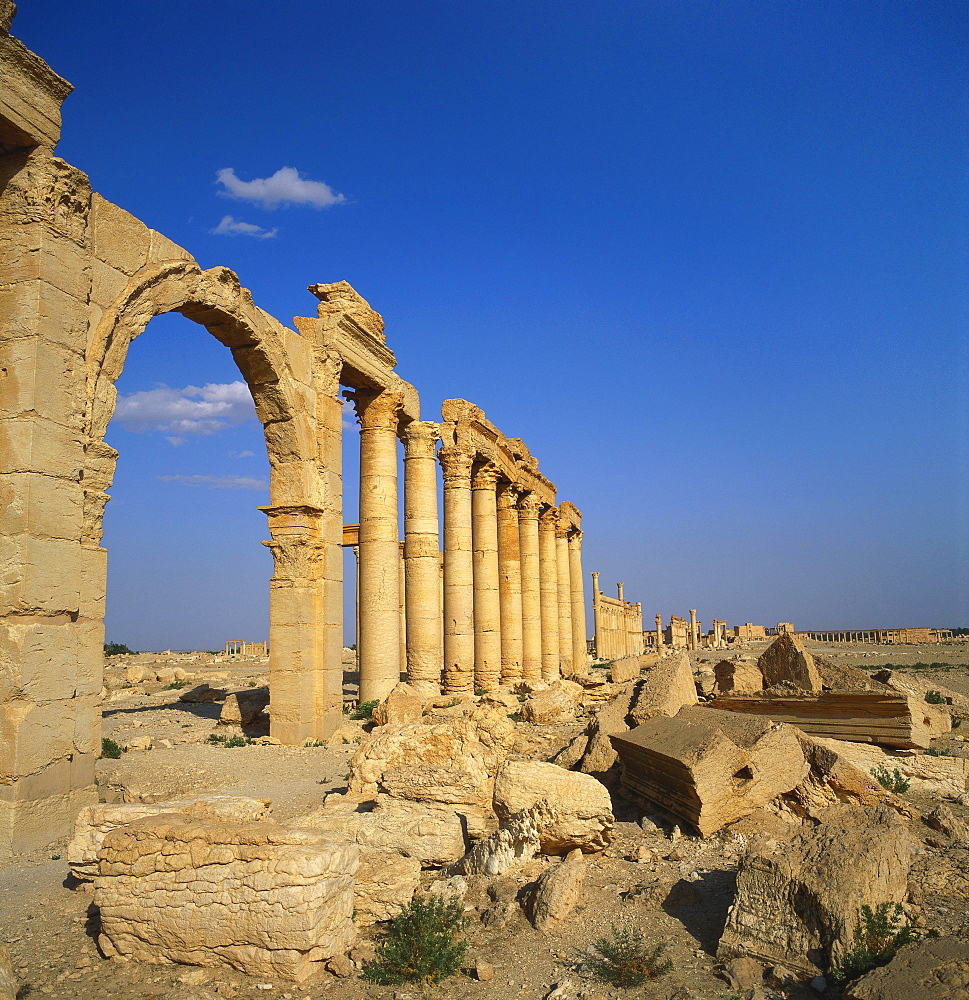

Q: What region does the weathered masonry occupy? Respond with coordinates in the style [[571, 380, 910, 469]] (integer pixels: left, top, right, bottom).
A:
[[0, 16, 589, 858]]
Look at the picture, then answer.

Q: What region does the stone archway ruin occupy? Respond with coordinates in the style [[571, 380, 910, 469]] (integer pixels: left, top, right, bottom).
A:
[[0, 13, 591, 859]]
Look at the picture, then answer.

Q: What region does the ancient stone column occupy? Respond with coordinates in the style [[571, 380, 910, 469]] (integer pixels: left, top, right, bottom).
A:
[[350, 389, 403, 703], [538, 506, 561, 681], [517, 491, 543, 682], [655, 613, 664, 652], [567, 529, 588, 672], [689, 609, 698, 651], [496, 482, 524, 684], [616, 582, 627, 656], [591, 571, 602, 660], [402, 420, 442, 693], [471, 463, 502, 691], [439, 447, 474, 693], [555, 523, 574, 675]]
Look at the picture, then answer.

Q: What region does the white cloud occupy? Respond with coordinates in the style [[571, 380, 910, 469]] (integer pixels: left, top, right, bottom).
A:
[[211, 215, 278, 239], [233, 450, 256, 458], [113, 382, 257, 439], [158, 474, 268, 491], [216, 166, 346, 209]]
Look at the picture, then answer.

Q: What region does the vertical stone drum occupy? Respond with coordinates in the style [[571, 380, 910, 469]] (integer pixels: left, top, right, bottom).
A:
[[496, 482, 524, 684], [402, 421, 442, 693], [537, 506, 561, 681], [471, 464, 502, 691], [655, 614, 664, 652], [567, 529, 588, 672], [517, 492, 543, 682], [688, 609, 698, 651], [591, 571, 602, 659], [351, 390, 403, 703], [555, 523, 573, 674], [439, 447, 474, 693]]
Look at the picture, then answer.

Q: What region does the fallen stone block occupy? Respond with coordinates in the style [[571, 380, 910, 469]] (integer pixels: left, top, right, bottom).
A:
[[179, 683, 225, 704], [295, 793, 474, 866], [95, 816, 358, 981], [68, 795, 272, 880], [527, 849, 586, 930], [372, 683, 427, 727], [219, 687, 269, 726], [520, 680, 583, 724], [757, 633, 822, 692], [717, 803, 917, 977], [628, 650, 698, 724], [713, 656, 763, 697], [712, 691, 949, 749], [353, 847, 420, 924], [492, 760, 614, 854], [610, 706, 809, 836], [457, 801, 555, 876], [609, 655, 646, 684], [0, 944, 17, 1000], [348, 706, 515, 807]]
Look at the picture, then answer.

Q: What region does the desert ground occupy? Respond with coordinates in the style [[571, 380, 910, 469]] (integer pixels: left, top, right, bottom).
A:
[[2, 639, 968, 1000]]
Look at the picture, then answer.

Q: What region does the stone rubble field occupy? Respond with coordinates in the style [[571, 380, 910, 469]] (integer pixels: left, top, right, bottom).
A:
[[2, 639, 969, 1000]]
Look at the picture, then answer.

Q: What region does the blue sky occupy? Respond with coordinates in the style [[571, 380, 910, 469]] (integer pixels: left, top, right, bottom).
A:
[[15, 1, 967, 648]]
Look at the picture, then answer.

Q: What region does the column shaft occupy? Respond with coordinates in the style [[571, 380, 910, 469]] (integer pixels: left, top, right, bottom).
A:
[[567, 529, 588, 672], [518, 493, 543, 680], [402, 421, 442, 693], [472, 464, 502, 691], [538, 507, 561, 681], [439, 447, 474, 693], [497, 483, 524, 684], [351, 389, 403, 703], [555, 526, 573, 674]]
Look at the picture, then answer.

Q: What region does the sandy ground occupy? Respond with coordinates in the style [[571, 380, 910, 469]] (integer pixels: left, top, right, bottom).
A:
[[2, 641, 968, 1000]]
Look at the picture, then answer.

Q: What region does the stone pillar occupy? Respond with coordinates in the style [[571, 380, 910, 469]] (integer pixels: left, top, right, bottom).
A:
[[655, 613, 664, 652], [591, 571, 602, 660], [352, 544, 360, 657], [517, 491, 543, 682], [538, 506, 561, 681], [555, 524, 573, 675], [616, 583, 626, 655], [567, 529, 588, 672], [689, 609, 698, 651], [496, 483, 524, 684], [402, 420, 442, 693], [350, 389, 403, 703], [471, 463, 502, 691], [439, 447, 474, 693]]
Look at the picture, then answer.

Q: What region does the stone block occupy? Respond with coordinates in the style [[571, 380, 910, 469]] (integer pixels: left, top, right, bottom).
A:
[[68, 795, 273, 880], [718, 804, 917, 977], [0, 278, 88, 351], [148, 229, 193, 264], [458, 800, 555, 876], [520, 680, 582, 724], [0, 780, 96, 861], [220, 687, 270, 726], [0, 470, 81, 540], [95, 816, 358, 981], [628, 650, 698, 724], [372, 682, 426, 727], [492, 760, 614, 854], [353, 846, 420, 924], [90, 195, 150, 274], [757, 633, 822, 693], [0, 225, 91, 299], [843, 935, 969, 1000], [0, 334, 85, 429], [527, 849, 586, 930], [609, 655, 644, 684], [713, 656, 763, 696]]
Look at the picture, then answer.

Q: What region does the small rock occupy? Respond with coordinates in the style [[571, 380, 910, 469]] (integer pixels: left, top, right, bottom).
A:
[[810, 975, 827, 993], [326, 955, 354, 978], [349, 944, 377, 966], [177, 968, 210, 984], [474, 960, 495, 981]]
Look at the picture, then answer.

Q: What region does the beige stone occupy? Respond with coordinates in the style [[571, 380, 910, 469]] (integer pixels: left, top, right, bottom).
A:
[[124, 664, 146, 684], [520, 679, 583, 724], [0, 943, 16, 1000], [757, 632, 822, 692], [628, 650, 698, 724], [95, 816, 358, 981], [295, 793, 473, 866], [844, 935, 969, 1000], [717, 804, 917, 976], [371, 682, 426, 727], [492, 760, 614, 854], [347, 707, 515, 807], [68, 795, 272, 880], [353, 846, 420, 925], [179, 684, 225, 704], [712, 656, 763, 696], [611, 706, 810, 836], [609, 655, 645, 684], [458, 800, 555, 876], [219, 687, 269, 726], [527, 849, 586, 930]]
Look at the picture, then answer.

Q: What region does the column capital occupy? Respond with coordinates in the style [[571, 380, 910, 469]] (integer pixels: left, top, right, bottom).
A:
[[402, 419, 441, 458], [438, 446, 473, 484], [345, 388, 403, 431], [496, 481, 520, 510], [471, 462, 501, 490], [538, 504, 559, 530], [517, 491, 542, 520], [567, 527, 583, 547]]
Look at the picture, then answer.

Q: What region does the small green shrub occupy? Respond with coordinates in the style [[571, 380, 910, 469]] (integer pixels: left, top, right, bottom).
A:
[[925, 747, 952, 757], [583, 927, 673, 987], [831, 902, 924, 983], [103, 642, 134, 656], [99, 738, 126, 759], [351, 699, 379, 721], [507, 712, 521, 722], [162, 680, 189, 690], [925, 690, 947, 704], [223, 734, 252, 748], [871, 765, 910, 794], [303, 739, 326, 747], [362, 894, 468, 985]]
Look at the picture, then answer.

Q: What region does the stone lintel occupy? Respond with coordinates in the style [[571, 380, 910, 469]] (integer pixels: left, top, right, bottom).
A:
[[0, 31, 73, 150]]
